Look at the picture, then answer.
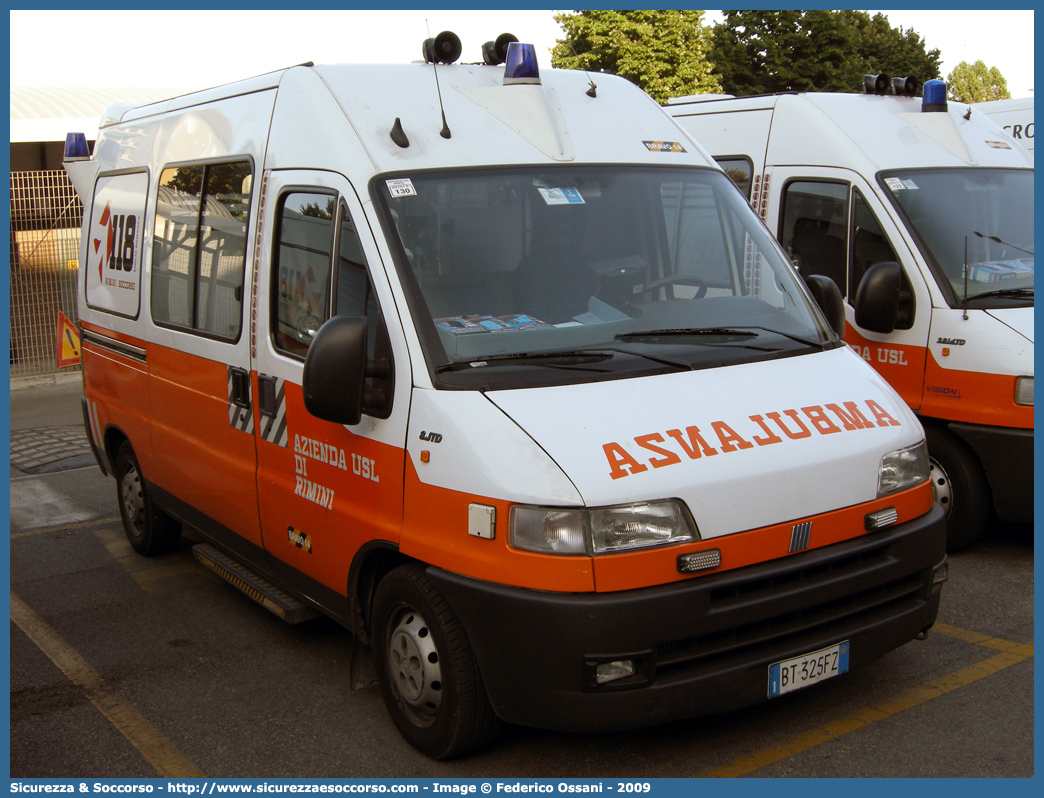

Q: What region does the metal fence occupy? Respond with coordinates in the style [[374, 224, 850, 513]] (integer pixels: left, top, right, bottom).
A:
[[10, 170, 83, 379]]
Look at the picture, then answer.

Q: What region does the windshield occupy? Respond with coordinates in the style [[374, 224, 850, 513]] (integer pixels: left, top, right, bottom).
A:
[[881, 168, 1034, 305], [376, 166, 836, 388]]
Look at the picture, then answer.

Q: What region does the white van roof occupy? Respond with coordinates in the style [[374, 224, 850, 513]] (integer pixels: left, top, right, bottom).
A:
[[669, 91, 1032, 173], [97, 62, 715, 175]]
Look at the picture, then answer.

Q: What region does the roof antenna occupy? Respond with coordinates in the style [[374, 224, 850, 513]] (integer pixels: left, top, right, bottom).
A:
[[567, 41, 597, 97], [962, 236, 969, 320], [423, 26, 461, 139]]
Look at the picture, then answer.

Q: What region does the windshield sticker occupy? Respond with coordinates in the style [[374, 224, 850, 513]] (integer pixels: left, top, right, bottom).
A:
[[643, 140, 687, 153], [986, 140, 1012, 150], [435, 314, 553, 335], [386, 178, 417, 197], [538, 187, 585, 205], [968, 260, 1034, 282], [885, 177, 919, 191]]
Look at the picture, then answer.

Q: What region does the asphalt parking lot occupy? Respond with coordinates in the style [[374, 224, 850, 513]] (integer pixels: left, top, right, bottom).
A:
[[8, 379, 1034, 779]]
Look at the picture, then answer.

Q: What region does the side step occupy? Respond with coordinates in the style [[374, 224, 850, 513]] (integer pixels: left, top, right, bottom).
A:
[[193, 543, 319, 624]]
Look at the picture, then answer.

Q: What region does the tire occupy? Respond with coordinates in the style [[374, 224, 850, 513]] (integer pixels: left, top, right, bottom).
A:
[[372, 563, 500, 759], [115, 441, 182, 556], [925, 426, 990, 553]]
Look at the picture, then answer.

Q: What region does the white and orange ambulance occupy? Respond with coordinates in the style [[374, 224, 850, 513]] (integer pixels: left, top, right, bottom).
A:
[[974, 96, 1034, 154], [64, 39, 946, 758], [668, 78, 1034, 552]]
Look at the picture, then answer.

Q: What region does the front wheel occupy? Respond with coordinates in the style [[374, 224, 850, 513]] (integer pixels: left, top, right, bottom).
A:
[[372, 564, 499, 759], [925, 426, 990, 553], [115, 441, 181, 556]]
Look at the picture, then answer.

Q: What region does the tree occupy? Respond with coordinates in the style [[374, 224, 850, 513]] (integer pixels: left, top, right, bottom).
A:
[[947, 60, 1011, 103], [550, 10, 721, 103], [710, 11, 941, 96]]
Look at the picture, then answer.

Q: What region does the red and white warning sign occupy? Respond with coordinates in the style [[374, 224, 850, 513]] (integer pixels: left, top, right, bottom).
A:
[[56, 312, 81, 368]]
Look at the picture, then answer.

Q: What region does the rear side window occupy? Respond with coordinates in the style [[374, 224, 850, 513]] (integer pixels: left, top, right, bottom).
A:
[[151, 160, 252, 340], [714, 156, 754, 200]]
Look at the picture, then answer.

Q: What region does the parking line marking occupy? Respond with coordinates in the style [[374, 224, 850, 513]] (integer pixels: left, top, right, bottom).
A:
[[90, 526, 206, 595], [131, 563, 208, 596], [10, 591, 205, 778], [700, 626, 1033, 777], [932, 622, 1034, 657], [11, 516, 122, 539]]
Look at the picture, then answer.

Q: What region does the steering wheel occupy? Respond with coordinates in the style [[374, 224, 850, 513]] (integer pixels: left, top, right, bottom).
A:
[[634, 274, 708, 299]]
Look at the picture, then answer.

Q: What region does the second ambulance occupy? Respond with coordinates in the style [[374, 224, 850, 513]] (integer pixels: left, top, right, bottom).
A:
[[669, 78, 1033, 551]]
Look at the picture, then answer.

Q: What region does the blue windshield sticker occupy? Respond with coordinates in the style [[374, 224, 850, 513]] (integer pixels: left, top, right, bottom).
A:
[[538, 187, 585, 205]]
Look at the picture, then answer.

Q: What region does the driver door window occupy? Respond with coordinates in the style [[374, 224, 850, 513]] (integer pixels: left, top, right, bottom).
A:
[[274, 191, 335, 356], [850, 188, 900, 293]]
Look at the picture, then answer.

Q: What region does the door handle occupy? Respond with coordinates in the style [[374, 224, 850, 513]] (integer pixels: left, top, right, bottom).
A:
[[229, 367, 251, 409]]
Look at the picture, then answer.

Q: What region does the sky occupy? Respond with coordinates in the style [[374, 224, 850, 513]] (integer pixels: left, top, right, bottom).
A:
[[7, 9, 1035, 99]]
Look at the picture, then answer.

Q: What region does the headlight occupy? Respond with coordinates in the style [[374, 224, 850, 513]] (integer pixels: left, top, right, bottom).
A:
[[510, 499, 698, 555], [1015, 376, 1033, 406], [878, 441, 929, 497]]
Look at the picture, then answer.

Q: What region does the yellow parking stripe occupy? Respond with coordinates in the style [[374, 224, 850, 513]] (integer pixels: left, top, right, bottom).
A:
[[700, 626, 1033, 777], [10, 516, 122, 539], [10, 592, 205, 777], [932, 621, 1034, 657]]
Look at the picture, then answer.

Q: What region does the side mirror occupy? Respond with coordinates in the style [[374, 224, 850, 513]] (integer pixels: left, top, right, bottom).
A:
[[854, 262, 902, 334], [805, 274, 847, 338], [303, 316, 368, 425]]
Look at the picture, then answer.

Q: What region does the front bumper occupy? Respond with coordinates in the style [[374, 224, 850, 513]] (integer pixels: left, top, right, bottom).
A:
[[428, 503, 947, 732]]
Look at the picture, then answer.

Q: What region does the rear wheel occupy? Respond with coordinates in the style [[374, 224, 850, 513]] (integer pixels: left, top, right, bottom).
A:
[[925, 426, 990, 553], [115, 441, 181, 556], [372, 563, 499, 759]]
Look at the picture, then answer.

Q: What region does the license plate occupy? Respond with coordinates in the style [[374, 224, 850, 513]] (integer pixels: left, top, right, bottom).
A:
[[768, 641, 850, 697]]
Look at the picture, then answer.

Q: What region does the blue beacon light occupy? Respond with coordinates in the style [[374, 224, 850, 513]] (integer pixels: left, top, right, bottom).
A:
[[922, 80, 948, 113], [64, 132, 89, 159], [503, 42, 541, 85]]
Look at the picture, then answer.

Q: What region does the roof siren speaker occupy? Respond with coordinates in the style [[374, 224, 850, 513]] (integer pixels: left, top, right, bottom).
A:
[[891, 76, 919, 97], [423, 31, 462, 64], [482, 33, 519, 66], [862, 74, 891, 95]]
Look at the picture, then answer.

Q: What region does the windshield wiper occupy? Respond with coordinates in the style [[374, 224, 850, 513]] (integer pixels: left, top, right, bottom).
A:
[[974, 231, 1034, 257], [966, 287, 1034, 301], [617, 326, 824, 349], [435, 350, 616, 373]]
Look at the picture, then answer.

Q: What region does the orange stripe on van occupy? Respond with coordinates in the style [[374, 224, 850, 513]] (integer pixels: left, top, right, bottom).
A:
[[402, 462, 933, 595], [80, 320, 148, 349], [843, 327, 927, 411], [400, 458, 596, 593], [147, 344, 263, 548], [80, 336, 151, 472], [592, 481, 934, 593], [257, 378, 405, 596], [922, 349, 1033, 429]]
